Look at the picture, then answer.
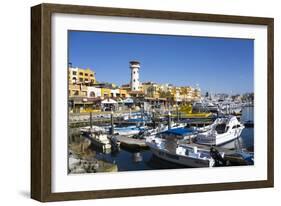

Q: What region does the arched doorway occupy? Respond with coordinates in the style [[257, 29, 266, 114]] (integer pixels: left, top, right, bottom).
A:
[[90, 91, 96, 97], [72, 77, 77, 84]]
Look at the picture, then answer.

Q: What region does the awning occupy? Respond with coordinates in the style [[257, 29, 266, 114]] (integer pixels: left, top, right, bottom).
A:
[[162, 128, 194, 136], [123, 98, 134, 104], [101, 98, 117, 104]]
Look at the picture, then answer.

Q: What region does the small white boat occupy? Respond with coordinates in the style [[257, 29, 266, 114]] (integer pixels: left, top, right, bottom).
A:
[[146, 128, 217, 167], [80, 125, 106, 133], [81, 129, 111, 150], [114, 125, 148, 136], [195, 116, 244, 146], [122, 112, 142, 120]]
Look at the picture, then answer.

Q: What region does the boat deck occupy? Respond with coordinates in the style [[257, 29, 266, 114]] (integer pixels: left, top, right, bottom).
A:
[[115, 135, 147, 148], [183, 142, 237, 155]]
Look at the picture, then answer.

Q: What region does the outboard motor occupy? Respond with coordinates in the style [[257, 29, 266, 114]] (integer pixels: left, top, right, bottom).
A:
[[210, 147, 226, 166]]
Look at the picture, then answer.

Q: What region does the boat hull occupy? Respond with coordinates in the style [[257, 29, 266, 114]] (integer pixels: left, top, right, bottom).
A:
[[89, 138, 112, 150], [82, 132, 112, 150], [148, 145, 212, 168]]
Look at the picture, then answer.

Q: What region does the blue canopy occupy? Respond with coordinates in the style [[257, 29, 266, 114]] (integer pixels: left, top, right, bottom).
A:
[[128, 118, 147, 122], [162, 128, 193, 136], [123, 98, 134, 104]]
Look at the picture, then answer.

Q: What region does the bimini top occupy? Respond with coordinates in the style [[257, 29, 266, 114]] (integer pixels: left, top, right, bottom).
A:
[[162, 128, 194, 136]]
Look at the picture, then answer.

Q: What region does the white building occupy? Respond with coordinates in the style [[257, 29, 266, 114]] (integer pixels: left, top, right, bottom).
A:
[[130, 60, 141, 91], [110, 89, 119, 98], [87, 87, 101, 98], [69, 67, 78, 84]]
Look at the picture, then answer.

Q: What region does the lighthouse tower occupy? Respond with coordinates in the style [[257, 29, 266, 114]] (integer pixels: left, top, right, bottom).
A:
[[130, 61, 140, 91]]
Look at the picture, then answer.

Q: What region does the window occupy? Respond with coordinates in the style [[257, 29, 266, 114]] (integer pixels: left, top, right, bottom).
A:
[[133, 87, 136, 90], [74, 91, 79, 96], [133, 79, 136, 82], [85, 79, 88, 81], [79, 72, 83, 75], [85, 73, 88, 76], [90, 74, 93, 77], [232, 125, 240, 129], [79, 78, 83, 82], [72, 71, 77, 75]]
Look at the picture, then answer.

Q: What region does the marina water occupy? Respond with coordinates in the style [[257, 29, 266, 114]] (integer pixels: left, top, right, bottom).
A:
[[86, 109, 254, 172], [92, 127, 253, 171]]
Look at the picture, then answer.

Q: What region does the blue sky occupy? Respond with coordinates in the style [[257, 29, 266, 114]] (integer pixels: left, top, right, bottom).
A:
[[68, 31, 254, 94]]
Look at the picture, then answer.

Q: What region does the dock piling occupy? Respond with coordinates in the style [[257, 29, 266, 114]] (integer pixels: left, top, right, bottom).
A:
[[110, 111, 114, 135], [168, 111, 171, 130], [176, 106, 179, 122], [152, 109, 156, 129], [90, 112, 93, 129]]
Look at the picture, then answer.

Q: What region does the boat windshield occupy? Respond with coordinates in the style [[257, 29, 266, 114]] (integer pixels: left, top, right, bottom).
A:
[[215, 124, 227, 134]]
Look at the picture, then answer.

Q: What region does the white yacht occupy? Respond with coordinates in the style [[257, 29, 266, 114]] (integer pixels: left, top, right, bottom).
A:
[[195, 116, 244, 146], [146, 128, 219, 167]]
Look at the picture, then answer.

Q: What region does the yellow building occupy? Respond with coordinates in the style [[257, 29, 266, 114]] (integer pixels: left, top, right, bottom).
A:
[[69, 67, 96, 84], [194, 88, 201, 100], [69, 84, 88, 97], [158, 85, 201, 103], [120, 84, 131, 92], [119, 89, 128, 98], [101, 88, 111, 98], [77, 68, 96, 84], [142, 82, 160, 98]]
